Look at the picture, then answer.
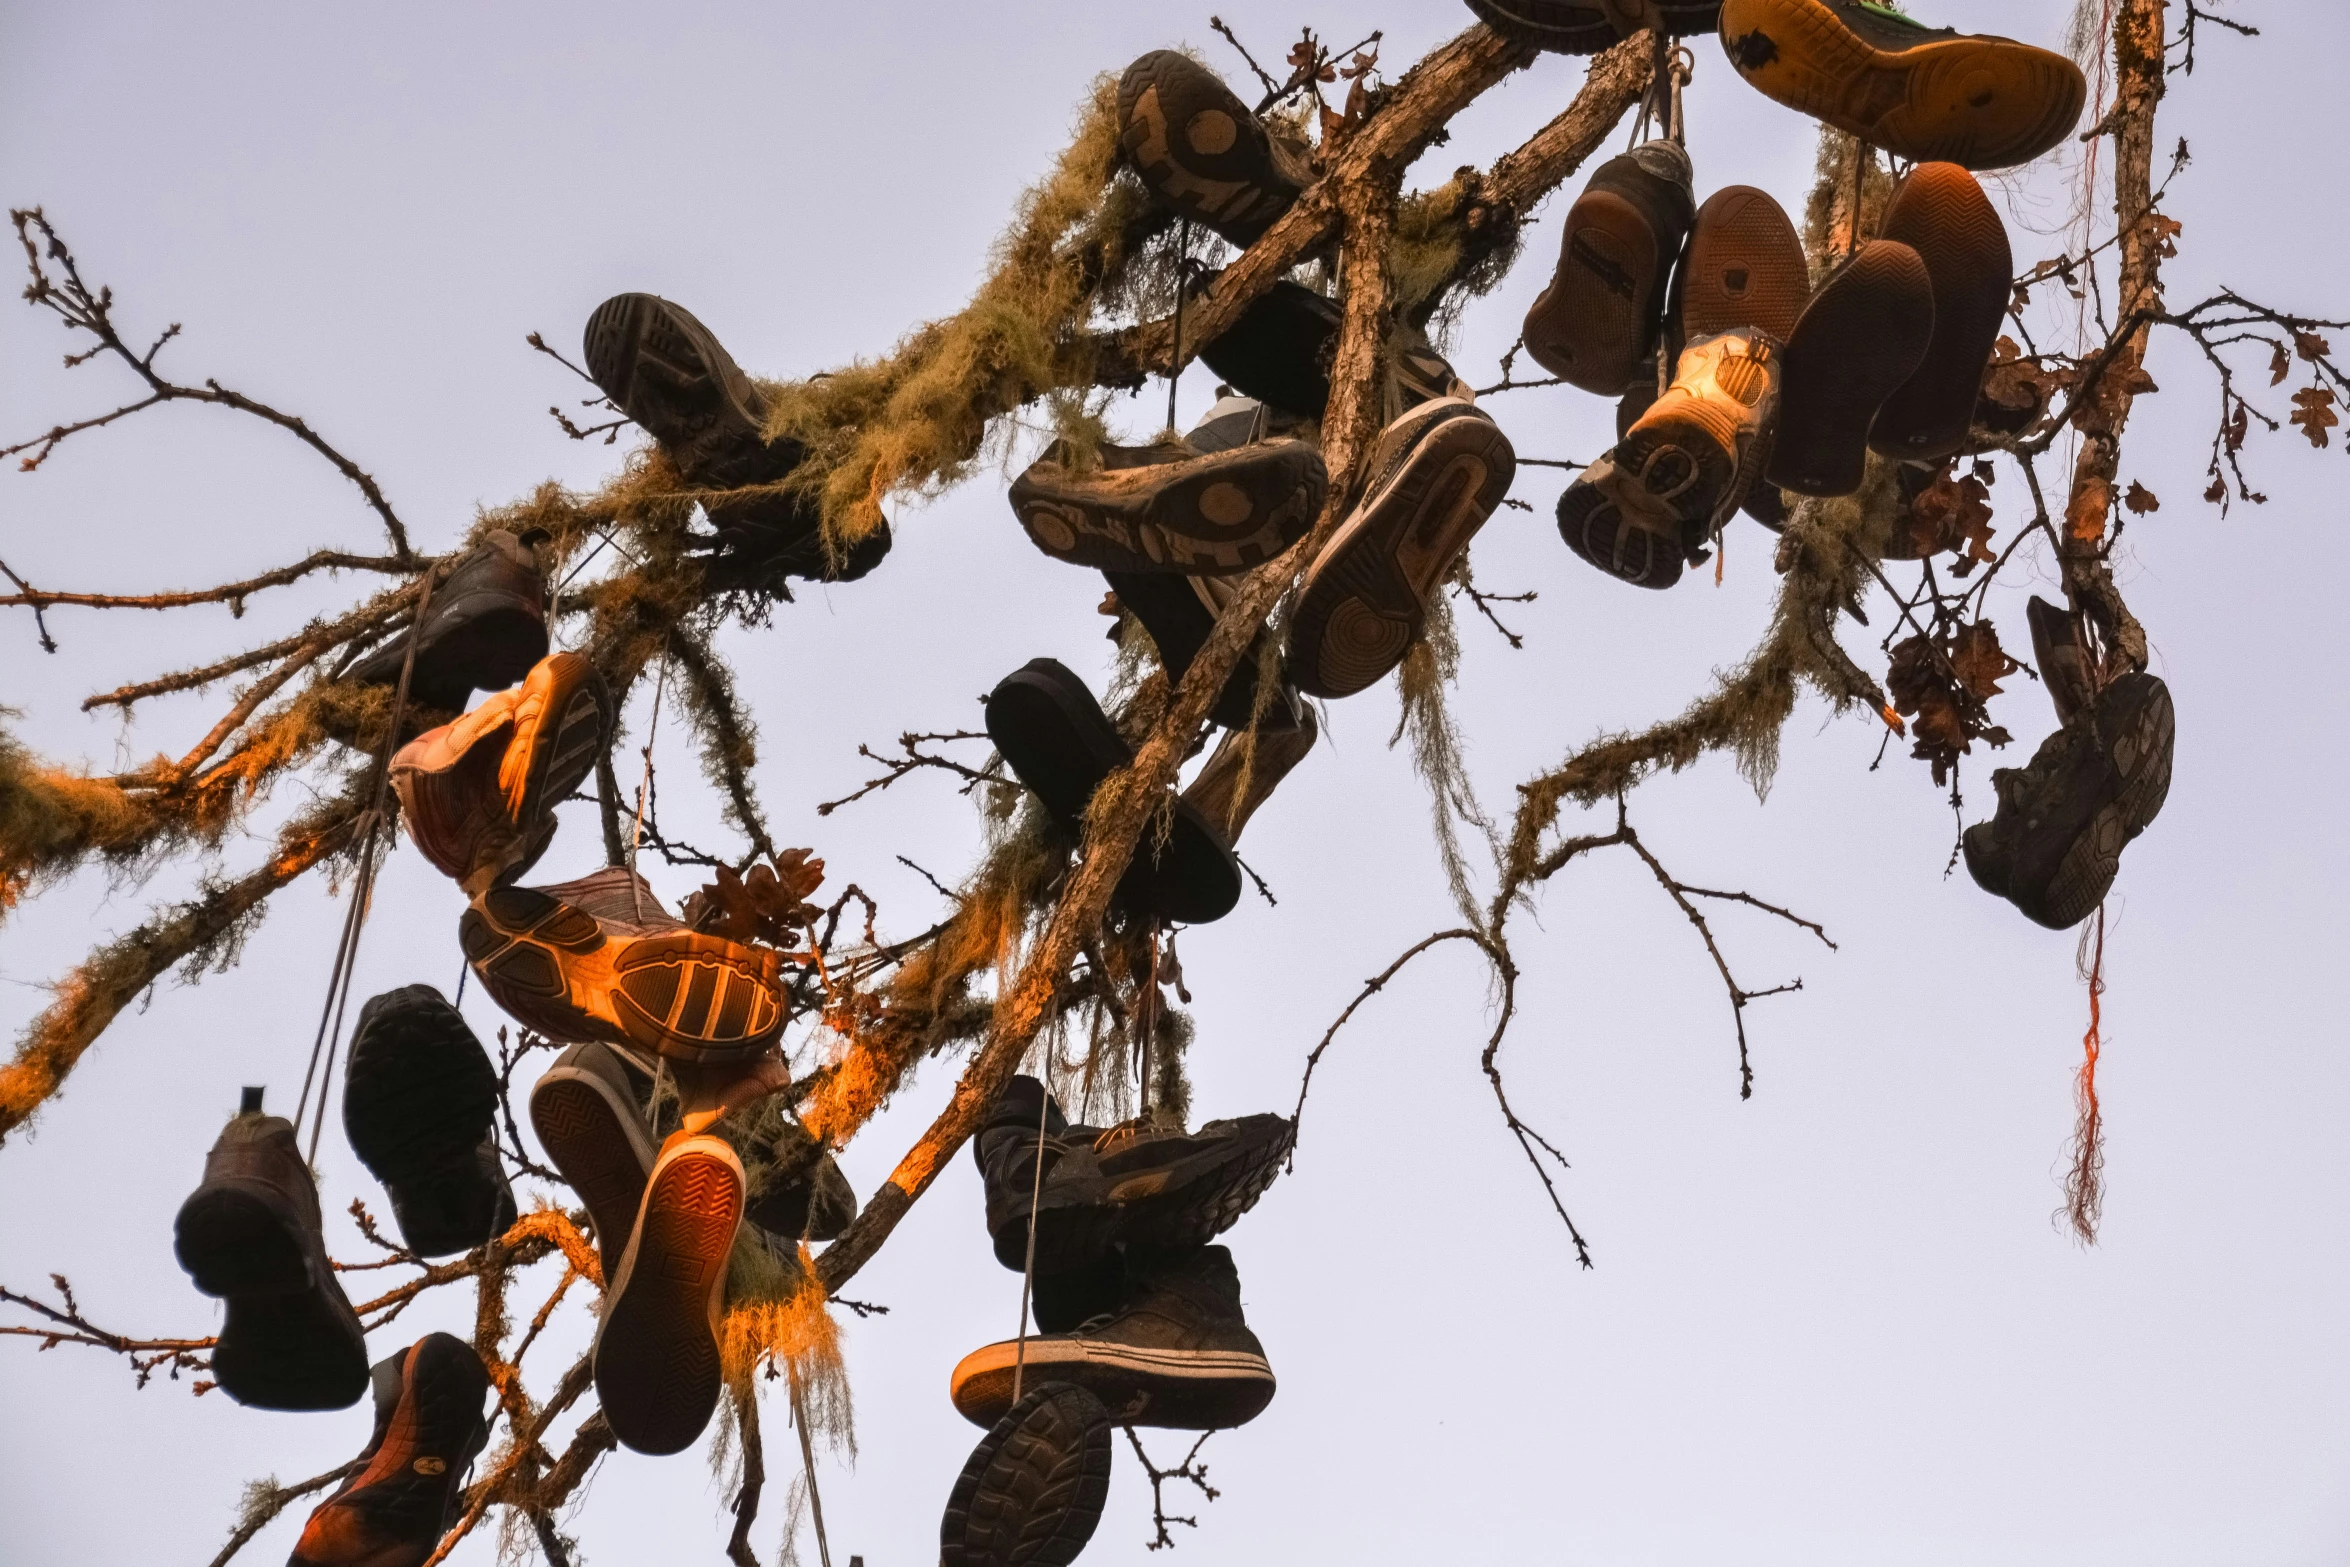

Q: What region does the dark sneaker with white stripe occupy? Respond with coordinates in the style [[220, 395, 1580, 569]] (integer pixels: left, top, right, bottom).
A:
[[1117, 53, 1314, 248], [940, 1382, 1113, 1567], [348, 530, 548, 715], [951, 1244, 1274, 1430], [288, 1334, 492, 1567], [344, 985, 517, 1259]]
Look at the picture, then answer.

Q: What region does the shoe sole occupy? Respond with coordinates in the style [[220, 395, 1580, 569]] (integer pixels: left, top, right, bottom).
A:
[[176, 1183, 369, 1411], [1523, 187, 1672, 395], [530, 1056, 657, 1279], [1870, 164, 2014, 461], [1679, 185, 1811, 344], [951, 1337, 1276, 1432], [1719, 0, 2087, 170], [1769, 240, 1934, 498], [1558, 475, 1686, 590], [1290, 408, 1516, 698], [594, 1138, 743, 1456], [343, 992, 500, 1183], [1117, 52, 1299, 248], [507, 658, 615, 850], [1010, 443, 1326, 577], [1462, 0, 1617, 50], [940, 1383, 1113, 1567], [582, 294, 785, 487]]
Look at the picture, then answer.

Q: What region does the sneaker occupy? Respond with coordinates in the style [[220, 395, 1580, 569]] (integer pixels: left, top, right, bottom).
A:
[[460, 866, 790, 1064], [940, 1382, 1114, 1567], [1463, 0, 1618, 49], [390, 653, 615, 895], [594, 1132, 745, 1455], [347, 530, 548, 715], [950, 1245, 1275, 1430], [529, 1040, 661, 1278], [1609, 327, 1784, 544], [1597, 0, 1726, 33], [172, 1091, 369, 1411], [1767, 239, 1935, 498], [1117, 53, 1314, 248], [1677, 185, 1812, 345], [1869, 163, 2014, 461], [975, 1077, 1294, 1275], [1009, 417, 1327, 578], [2025, 595, 2094, 727], [1963, 671, 2175, 930], [1180, 702, 1319, 844], [287, 1334, 492, 1567], [1557, 456, 1692, 590], [985, 659, 1243, 926], [1717, 0, 2087, 170], [343, 986, 518, 1259], [1522, 141, 1695, 396], [1194, 283, 1470, 423], [1103, 570, 1302, 734], [1289, 399, 1517, 699], [582, 292, 889, 584]]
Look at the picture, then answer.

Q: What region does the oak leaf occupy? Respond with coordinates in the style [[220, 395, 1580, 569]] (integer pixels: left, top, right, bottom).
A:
[[2124, 481, 2160, 515], [2068, 476, 2112, 543], [2291, 386, 2338, 449]]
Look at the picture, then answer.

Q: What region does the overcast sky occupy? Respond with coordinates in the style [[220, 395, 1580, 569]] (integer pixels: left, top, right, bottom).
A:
[[3, 2, 2344, 1564]]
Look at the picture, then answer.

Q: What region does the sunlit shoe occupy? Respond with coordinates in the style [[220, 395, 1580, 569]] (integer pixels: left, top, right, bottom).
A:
[[529, 1040, 660, 1277], [1718, 0, 2087, 170], [985, 659, 1243, 926], [1102, 569, 1303, 734], [950, 1244, 1275, 1431], [1117, 52, 1315, 247], [1522, 141, 1694, 395], [1768, 239, 1935, 497], [1869, 162, 2013, 461], [287, 1334, 491, 1567], [1009, 402, 1326, 578], [348, 530, 548, 714], [343, 986, 516, 1259], [939, 1381, 1114, 1567], [1611, 328, 1784, 547], [1180, 702, 1319, 844], [1289, 399, 1516, 698], [1963, 670, 2174, 930], [460, 866, 790, 1065], [390, 653, 614, 895], [172, 1089, 368, 1411], [593, 1132, 744, 1455], [1556, 455, 1696, 589], [975, 1076, 1294, 1275]]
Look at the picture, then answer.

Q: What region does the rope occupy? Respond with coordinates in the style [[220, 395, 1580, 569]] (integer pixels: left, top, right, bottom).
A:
[[1009, 1065, 1053, 1406], [787, 1371, 835, 1567], [625, 646, 672, 924]]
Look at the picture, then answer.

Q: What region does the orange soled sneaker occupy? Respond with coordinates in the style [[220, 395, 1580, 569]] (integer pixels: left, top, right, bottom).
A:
[[461, 865, 789, 1065], [1718, 0, 2086, 170], [390, 653, 614, 895], [1868, 162, 2014, 461], [1610, 327, 1785, 543], [593, 1132, 745, 1455]]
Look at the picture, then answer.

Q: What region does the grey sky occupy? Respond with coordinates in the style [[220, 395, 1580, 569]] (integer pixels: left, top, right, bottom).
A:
[[3, 2, 2344, 1563]]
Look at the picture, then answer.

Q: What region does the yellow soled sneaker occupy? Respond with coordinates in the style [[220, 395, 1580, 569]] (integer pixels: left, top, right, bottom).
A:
[[1718, 0, 2086, 170]]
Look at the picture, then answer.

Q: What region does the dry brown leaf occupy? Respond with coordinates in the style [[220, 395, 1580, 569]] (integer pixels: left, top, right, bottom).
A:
[[2296, 330, 2332, 363], [2124, 480, 2160, 515], [2068, 475, 2112, 543], [2291, 385, 2338, 449]]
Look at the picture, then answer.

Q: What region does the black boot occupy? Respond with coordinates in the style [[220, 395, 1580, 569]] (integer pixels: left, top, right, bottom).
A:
[[343, 986, 518, 1258], [347, 529, 548, 715]]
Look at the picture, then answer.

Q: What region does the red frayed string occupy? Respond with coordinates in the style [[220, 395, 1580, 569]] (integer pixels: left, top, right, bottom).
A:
[[2063, 903, 2108, 1243]]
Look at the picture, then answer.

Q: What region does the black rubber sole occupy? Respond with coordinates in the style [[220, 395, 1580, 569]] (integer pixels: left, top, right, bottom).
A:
[[530, 1057, 654, 1277], [582, 293, 790, 488], [344, 987, 499, 1183], [1009, 441, 1325, 578], [1770, 240, 1936, 497], [1557, 473, 1688, 590], [941, 1383, 1114, 1567], [986, 660, 1134, 829], [1116, 51, 1301, 247], [1871, 163, 2014, 461]]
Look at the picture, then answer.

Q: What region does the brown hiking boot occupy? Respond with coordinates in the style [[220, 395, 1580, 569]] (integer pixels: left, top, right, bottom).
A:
[[594, 1132, 744, 1455], [1117, 53, 1314, 248], [1768, 239, 1935, 497], [1869, 162, 2014, 461], [1718, 0, 2087, 170], [288, 1334, 491, 1567], [390, 653, 614, 895], [347, 530, 547, 715], [1180, 703, 1319, 844], [173, 1092, 369, 1411], [1522, 141, 1695, 395]]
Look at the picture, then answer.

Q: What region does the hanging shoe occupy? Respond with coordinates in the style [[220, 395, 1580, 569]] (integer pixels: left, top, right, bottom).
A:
[[1678, 185, 1812, 345], [287, 1333, 492, 1567], [460, 866, 790, 1065], [1868, 163, 2013, 461], [1610, 328, 1784, 547], [347, 530, 548, 715], [974, 1076, 1294, 1275], [390, 653, 615, 895], [582, 292, 889, 586], [529, 1040, 660, 1279], [1461, 0, 1620, 51], [950, 1244, 1275, 1430], [940, 1382, 1114, 1567], [1193, 281, 1471, 423], [1009, 413, 1326, 578], [1103, 570, 1302, 734], [1289, 399, 1517, 699], [985, 659, 1243, 926], [1768, 239, 1935, 497], [1117, 53, 1315, 248], [2025, 595, 2095, 727], [173, 1091, 369, 1411], [342, 986, 517, 1259], [1597, 0, 1726, 36], [1963, 670, 2175, 930], [593, 1131, 745, 1455], [1180, 702, 1319, 845], [1522, 141, 1695, 396], [736, 1105, 859, 1243], [1556, 456, 1691, 589], [1717, 0, 2087, 170]]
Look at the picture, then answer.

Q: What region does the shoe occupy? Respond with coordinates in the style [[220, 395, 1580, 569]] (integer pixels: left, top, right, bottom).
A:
[[985, 659, 1242, 926], [1117, 52, 1314, 248], [737, 1106, 859, 1243], [529, 1040, 660, 1278], [1677, 186, 1812, 344], [287, 1334, 492, 1567], [1193, 283, 1470, 423], [593, 1132, 744, 1455], [1289, 399, 1516, 699], [2025, 595, 2094, 727], [173, 1092, 369, 1411], [390, 653, 615, 895], [1180, 702, 1319, 844], [940, 1382, 1113, 1567], [1103, 571, 1300, 735], [1597, 0, 1725, 34], [1609, 327, 1784, 544], [1522, 141, 1695, 396], [975, 1077, 1294, 1275], [1468, 0, 1724, 50], [1009, 420, 1326, 578], [1869, 163, 2013, 461], [343, 986, 517, 1259], [1963, 671, 2175, 930], [461, 866, 790, 1064], [1556, 456, 1693, 589], [583, 292, 888, 585], [1768, 240, 1935, 497], [1718, 0, 2087, 170], [348, 531, 548, 714], [950, 1245, 1275, 1430]]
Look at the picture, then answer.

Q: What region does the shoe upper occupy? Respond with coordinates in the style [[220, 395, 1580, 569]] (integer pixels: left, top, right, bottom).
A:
[[1066, 1243, 1264, 1360], [1624, 327, 1785, 534], [193, 1109, 322, 1233], [1462, 0, 1620, 51], [737, 1105, 859, 1243], [1180, 702, 1319, 843], [347, 530, 548, 713], [290, 1334, 492, 1567], [2026, 596, 2095, 727], [390, 689, 528, 891]]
